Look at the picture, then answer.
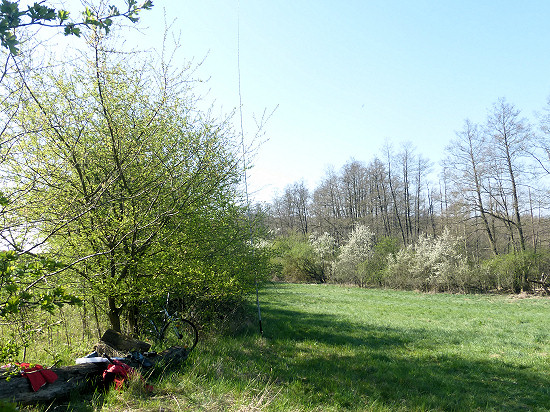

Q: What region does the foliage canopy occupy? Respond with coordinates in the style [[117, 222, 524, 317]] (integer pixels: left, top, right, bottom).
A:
[[0, 29, 267, 333]]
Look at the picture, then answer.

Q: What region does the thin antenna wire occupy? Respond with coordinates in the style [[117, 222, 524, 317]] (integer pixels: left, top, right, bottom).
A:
[[237, 1, 263, 335]]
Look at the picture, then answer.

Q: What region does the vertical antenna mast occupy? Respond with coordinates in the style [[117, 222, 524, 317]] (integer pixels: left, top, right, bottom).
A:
[[237, 1, 263, 335]]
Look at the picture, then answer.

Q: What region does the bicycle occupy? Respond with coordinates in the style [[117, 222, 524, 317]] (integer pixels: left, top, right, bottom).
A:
[[141, 293, 198, 353]]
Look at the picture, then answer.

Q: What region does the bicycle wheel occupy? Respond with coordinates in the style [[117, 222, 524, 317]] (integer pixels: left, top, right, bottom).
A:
[[164, 317, 198, 351]]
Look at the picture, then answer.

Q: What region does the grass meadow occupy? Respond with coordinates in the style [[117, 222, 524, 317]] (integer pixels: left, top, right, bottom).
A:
[[19, 283, 550, 411]]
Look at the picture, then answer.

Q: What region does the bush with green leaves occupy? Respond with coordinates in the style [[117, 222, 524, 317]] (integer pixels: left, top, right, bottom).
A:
[[482, 250, 550, 293], [358, 237, 400, 287], [0, 251, 81, 363], [270, 233, 328, 283], [129, 202, 271, 330], [1, 28, 263, 333], [0, 0, 152, 362], [384, 229, 474, 292]]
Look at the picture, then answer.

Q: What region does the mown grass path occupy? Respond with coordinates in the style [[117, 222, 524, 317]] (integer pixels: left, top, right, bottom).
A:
[[185, 283, 550, 411]]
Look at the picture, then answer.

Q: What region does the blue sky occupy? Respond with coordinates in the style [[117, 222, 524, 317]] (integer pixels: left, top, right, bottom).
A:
[[54, 1, 550, 202]]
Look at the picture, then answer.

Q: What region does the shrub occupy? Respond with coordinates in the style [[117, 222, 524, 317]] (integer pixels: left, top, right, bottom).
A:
[[309, 232, 337, 281], [482, 250, 550, 293], [359, 237, 400, 287], [384, 229, 473, 292], [270, 234, 327, 283], [331, 225, 375, 286]]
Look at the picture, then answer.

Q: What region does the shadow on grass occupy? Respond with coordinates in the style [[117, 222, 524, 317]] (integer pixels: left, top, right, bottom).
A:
[[212, 303, 550, 411], [20, 389, 107, 412]]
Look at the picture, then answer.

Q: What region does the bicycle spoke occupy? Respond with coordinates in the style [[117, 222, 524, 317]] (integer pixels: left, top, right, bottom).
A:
[[165, 318, 198, 351]]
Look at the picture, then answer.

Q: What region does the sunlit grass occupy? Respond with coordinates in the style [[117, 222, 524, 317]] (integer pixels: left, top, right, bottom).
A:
[[18, 283, 550, 411], [180, 284, 550, 411]]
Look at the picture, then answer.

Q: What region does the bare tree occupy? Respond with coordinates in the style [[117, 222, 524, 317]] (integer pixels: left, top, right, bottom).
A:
[[367, 158, 391, 236], [414, 154, 431, 237], [445, 119, 498, 256], [340, 159, 368, 223], [383, 143, 406, 244], [272, 181, 310, 235], [485, 98, 532, 252], [312, 168, 345, 242]]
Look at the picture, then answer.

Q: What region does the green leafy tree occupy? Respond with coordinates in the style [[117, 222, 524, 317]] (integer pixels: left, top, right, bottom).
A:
[[359, 237, 399, 286], [134, 202, 270, 330], [482, 250, 550, 293], [271, 233, 326, 283], [0, 1, 152, 367], [2, 33, 252, 332], [0, 250, 82, 363]]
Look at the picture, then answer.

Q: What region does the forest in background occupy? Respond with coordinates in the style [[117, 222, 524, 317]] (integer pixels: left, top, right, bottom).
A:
[[263, 97, 550, 293]]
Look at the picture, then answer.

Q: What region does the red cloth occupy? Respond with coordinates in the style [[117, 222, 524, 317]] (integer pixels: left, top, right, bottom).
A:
[[18, 363, 58, 392], [102, 359, 153, 392], [102, 359, 134, 390]]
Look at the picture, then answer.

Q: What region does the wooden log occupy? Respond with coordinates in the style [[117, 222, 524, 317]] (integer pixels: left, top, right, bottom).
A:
[[0, 345, 191, 405], [0, 362, 108, 404], [0, 329, 190, 406], [527, 278, 550, 293], [100, 329, 151, 353]]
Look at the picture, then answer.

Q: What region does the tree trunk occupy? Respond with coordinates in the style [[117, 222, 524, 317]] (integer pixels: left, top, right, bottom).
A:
[[108, 296, 121, 332], [506, 148, 525, 251]]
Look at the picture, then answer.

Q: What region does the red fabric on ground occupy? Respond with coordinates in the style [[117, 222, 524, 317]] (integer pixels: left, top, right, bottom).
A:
[[102, 359, 153, 392], [102, 359, 134, 390], [17, 363, 58, 392]]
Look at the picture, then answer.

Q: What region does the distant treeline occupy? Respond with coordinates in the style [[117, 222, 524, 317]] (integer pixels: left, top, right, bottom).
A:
[[261, 98, 550, 293]]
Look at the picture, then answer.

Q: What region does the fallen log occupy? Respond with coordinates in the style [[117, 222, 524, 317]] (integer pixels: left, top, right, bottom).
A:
[[527, 278, 550, 293], [100, 329, 151, 353], [0, 340, 191, 405], [0, 362, 107, 404]]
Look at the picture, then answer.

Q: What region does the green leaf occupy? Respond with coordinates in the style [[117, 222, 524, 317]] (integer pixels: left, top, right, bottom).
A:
[[0, 1, 18, 16], [0, 191, 9, 206], [57, 9, 69, 22], [63, 24, 81, 37], [27, 3, 56, 22], [84, 17, 100, 27], [141, 1, 154, 10], [108, 6, 120, 16], [4, 36, 19, 55]]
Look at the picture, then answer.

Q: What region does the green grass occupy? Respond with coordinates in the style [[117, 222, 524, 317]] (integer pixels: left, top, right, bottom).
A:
[[21, 283, 550, 411]]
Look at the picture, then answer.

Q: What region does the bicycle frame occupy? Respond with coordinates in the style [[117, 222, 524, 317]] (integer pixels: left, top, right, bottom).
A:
[[147, 307, 177, 341], [142, 293, 198, 351]]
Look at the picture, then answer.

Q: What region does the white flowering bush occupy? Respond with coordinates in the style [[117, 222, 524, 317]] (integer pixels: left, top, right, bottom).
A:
[[384, 228, 473, 292], [331, 225, 375, 286], [309, 232, 337, 280]]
